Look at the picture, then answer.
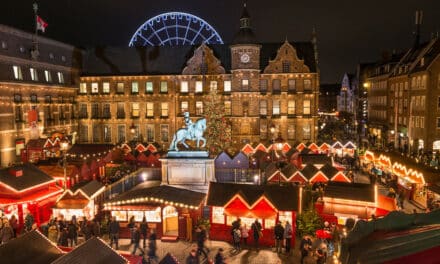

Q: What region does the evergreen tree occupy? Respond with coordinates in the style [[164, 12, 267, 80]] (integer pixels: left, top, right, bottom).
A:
[[204, 87, 231, 154]]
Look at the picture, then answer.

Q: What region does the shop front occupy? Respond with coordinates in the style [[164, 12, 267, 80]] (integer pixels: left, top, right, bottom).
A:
[[206, 182, 300, 247]]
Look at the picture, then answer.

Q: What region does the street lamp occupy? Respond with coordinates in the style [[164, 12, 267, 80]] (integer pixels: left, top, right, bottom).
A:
[[129, 122, 136, 141], [60, 138, 70, 190]]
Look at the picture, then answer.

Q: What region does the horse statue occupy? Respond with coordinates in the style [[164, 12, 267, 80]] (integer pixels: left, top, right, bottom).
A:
[[169, 118, 207, 151]]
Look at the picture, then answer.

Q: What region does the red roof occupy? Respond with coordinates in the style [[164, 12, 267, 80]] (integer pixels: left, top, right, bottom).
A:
[[0, 185, 63, 205]]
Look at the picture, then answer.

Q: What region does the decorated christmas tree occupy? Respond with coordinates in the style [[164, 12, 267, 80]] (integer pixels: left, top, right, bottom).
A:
[[204, 87, 231, 154]]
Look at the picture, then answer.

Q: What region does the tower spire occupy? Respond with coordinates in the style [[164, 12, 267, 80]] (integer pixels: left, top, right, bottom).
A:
[[240, 1, 250, 29]]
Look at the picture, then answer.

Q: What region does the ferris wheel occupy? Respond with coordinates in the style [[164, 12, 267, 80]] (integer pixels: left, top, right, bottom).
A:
[[129, 12, 224, 47]]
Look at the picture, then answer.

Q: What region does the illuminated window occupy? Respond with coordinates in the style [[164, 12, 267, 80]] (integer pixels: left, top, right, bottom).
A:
[[145, 207, 161, 222], [160, 81, 168, 93], [260, 100, 267, 115], [287, 124, 296, 140], [44, 70, 52, 82], [80, 83, 87, 94], [80, 125, 88, 143], [103, 82, 110, 94], [260, 119, 268, 139], [303, 124, 311, 140], [13, 66, 23, 80], [57, 72, 64, 84], [304, 79, 312, 91], [196, 101, 203, 115], [161, 102, 169, 117], [117, 125, 126, 142], [30, 68, 38, 81], [146, 102, 154, 117], [146, 124, 155, 142], [288, 79, 296, 91], [91, 82, 99, 94], [224, 80, 231, 92], [117, 102, 125, 118], [242, 79, 249, 91], [282, 61, 291, 73], [278, 211, 292, 225], [145, 82, 153, 93], [161, 124, 169, 142], [273, 100, 280, 115], [303, 100, 311, 115], [181, 101, 189, 113], [260, 79, 268, 92], [224, 101, 231, 116], [112, 211, 127, 221], [210, 81, 217, 91], [227, 216, 260, 228], [181, 81, 189, 93], [131, 82, 139, 94], [265, 218, 275, 229], [132, 103, 140, 117], [272, 79, 281, 93], [212, 207, 225, 224], [195, 81, 203, 93], [288, 100, 296, 115], [116, 82, 124, 93], [128, 211, 144, 222]]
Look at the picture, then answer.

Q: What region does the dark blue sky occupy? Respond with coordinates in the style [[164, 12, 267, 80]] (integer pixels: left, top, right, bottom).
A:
[[2, 0, 440, 83]]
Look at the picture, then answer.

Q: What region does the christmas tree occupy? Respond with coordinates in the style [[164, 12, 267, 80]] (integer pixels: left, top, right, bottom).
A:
[[204, 87, 231, 154]]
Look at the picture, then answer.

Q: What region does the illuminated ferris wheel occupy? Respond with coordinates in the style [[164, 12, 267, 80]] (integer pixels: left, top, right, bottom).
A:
[[129, 12, 224, 47]]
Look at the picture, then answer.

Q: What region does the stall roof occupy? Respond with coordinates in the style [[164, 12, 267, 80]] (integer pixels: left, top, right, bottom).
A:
[[0, 230, 63, 264], [300, 164, 319, 180], [52, 237, 127, 264], [319, 163, 339, 178], [324, 182, 375, 203], [301, 154, 331, 166], [71, 180, 104, 198], [106, 183, 206, 208], [207, 182, 299, 211], [0, 163, 55, 192]]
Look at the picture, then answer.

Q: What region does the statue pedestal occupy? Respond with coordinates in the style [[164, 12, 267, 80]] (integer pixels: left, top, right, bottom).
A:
[[160, 151, 214, 193]]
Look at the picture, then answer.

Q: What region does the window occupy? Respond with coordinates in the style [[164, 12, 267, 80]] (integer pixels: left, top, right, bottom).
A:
[[44, 70, 52, 82], [303, 100, 311, 115], [116, 82, 124, 94], [288, 79, 296, 91], [242, 101, 249, 116], [13, 94, 22, 103], [421, 117, 424, 129], [45, 95, 52, 103], [224, 101, 231, 116], [103, 104, 111, 118], [61, 55, 66, 62], [260, 119, 268, 139], [260, 100, 267, 115], [131, 103, 140, 117], [103, 82, 110, 94], [210, 81, 217, 91], [282, 61, 291, 73], [161, 124, 169, 142], [1, 41, 7, 49], [260, 79, 268, 92], [146, 124, 155, 142], [437, 118, 440, 129], [30, 94, 38, 103], [13, 66, 23, 80], [79, 104, 88, 118], [212, 207, 225, 224], [288, 100, 296, 115], [278, 211, 292, 225], [180, 81, 189, 93], [117, 102, 125, 118], [303, 124, 311, 140], [145, 82, 153, 93], [93, 124, 101, 142], [304, 79, 312, 91], [421, 75, 427, 89], [224, 80, 231, 92], [287, 124, 296, 140], [57, 72, 64, 84], [146, 102, 154, 117], [131, 82, 139, 94], [30, 68, 38, 81], [80, 125, 88, 142], [103, 125, 112, 142], [195, 81, 203, 93], [91, 103, 99, 118], [19, 45, 25, 53], [241, 79, 249, 91], [272, 79, 281, 93], [80, 83, 87, 94], [49, 53, 54, 60], [160, 81, 168, 93], [438, 97, 440, 109], [161, 102, 169, 117], [91, 82, 99, 94], [273, 100, 280, 115], [117, 125, 126, 142], [181, 101, 189, 113], [196, 101, 203, 115]]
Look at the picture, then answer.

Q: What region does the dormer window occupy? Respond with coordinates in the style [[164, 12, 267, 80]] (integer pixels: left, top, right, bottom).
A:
[[420, 57, 425, 67]]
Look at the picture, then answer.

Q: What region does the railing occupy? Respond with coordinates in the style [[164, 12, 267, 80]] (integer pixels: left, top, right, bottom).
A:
[[215, 168, 261, 183]]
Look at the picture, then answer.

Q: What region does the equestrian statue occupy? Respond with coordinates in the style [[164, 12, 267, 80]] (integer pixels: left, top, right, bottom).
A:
[[169, 112, 207, 151]]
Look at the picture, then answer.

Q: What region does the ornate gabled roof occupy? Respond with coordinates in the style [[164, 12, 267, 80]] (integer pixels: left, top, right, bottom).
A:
[[264, 40, 311, 73], [182, 43, 225, 75]]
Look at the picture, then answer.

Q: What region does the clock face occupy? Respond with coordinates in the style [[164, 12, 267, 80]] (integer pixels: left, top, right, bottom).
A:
[[240, 53, 250, 63]]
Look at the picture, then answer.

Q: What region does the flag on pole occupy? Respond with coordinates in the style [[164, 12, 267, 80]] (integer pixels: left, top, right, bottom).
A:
[[36, 15, 48, 33]]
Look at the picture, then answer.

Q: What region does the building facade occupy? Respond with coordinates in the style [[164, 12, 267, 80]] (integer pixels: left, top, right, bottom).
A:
[[77, 6, 319, 149], [0, 25, 81, 166]]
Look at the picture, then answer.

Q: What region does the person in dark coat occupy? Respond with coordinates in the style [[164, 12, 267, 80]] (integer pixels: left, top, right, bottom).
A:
[[274, 221, 284, 253], [186, 249, 199, 264], [131, 224, 141, 255], [58, 228, 69, 247], [91, 219, 101, 237], [214, 248, 226, 264], [67, 220, 78, 247], [147, 229, 158, 262], [196, 226, 208, 259], [0, 220, 14, 244], [108, 216, 120, 250], [140, 216, 148, 248], [24, 210, 34, 233], [251, 219, 262, 251]]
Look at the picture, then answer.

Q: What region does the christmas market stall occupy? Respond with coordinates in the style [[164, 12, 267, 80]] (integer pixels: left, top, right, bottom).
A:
[[0, 164, 63, 230], [206, 182, 301, 247], [52, 180, 105, 221], [103, 182, 206, 240]]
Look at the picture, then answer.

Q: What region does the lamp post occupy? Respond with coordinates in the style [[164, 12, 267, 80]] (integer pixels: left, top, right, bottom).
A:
[[60, 139, 69, 190]]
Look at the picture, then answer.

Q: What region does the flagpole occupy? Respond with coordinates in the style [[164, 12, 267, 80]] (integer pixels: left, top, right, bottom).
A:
[[32, 3, 39, 59]]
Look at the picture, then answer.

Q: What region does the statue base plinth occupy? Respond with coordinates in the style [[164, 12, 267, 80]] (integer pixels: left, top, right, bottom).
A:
[[167, 151, 209, 158]]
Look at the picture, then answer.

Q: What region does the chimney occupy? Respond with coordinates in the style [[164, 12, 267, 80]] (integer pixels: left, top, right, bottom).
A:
[[414, 10, 423, 47], [9, 168, 23, 177]]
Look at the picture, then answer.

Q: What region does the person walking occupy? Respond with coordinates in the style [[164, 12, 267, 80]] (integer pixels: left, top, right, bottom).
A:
[[128, 215, 135, 244], [67, 220, 78, 247], [196, 225, 208, 260], [24, 210, 34, 233], [232, 227, 241, 251], [284, 221, 293, 254], [147, 229, 159, 263], [214, 248, 226, 264], [140, 216, 148, 248], [108, 216, 120, 250], [48, 221, 59, 243], [0, 220, 14, 244], [131, 224, 141, 256], [241, 224, 249, 247], [9, 215, 17, 238], [251, 219, 262, 251], [274, 221, 284, 253]]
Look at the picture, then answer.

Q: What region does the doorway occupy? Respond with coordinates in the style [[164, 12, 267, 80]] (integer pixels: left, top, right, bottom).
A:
[[162, 206, 178, 236]]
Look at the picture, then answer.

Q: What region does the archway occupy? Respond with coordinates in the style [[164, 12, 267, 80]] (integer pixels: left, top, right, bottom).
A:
[[163, 205, 178, 236]]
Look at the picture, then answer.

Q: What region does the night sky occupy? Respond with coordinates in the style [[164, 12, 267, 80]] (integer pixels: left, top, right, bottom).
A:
[[1, 0, 440, 83]]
